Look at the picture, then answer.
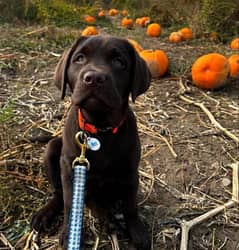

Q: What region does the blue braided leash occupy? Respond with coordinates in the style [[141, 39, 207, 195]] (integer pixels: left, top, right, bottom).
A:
[[67, 131, 90, 250], [67, 164, 87, 250]]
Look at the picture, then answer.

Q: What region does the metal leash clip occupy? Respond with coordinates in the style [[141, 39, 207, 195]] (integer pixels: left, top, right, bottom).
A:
[[72, 131, 90, 170]]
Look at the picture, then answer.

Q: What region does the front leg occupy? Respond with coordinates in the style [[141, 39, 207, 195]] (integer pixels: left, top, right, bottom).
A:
[[59, 155, 73, 250], [31, 137, 63, 232], [123, 173, 151, 250]]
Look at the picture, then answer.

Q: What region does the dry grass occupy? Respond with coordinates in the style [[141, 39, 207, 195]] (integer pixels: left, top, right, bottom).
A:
[[0, 20, 239, 249]]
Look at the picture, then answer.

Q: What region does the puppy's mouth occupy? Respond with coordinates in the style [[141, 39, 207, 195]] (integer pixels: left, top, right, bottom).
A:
[[81, 96, 111, 111], [72, 87, 122, 112], [73, 93, 116, 113]]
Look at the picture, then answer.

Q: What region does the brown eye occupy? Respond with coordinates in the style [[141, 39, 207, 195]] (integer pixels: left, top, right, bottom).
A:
[[75, 53, 86, 64], [112, 57, 126, 69]]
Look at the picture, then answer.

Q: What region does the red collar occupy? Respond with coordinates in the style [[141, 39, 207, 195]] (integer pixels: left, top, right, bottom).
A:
[[78, 110, 122, 134]]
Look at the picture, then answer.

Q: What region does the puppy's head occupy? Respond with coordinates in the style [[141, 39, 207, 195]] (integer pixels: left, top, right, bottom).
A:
[[54, 35, 151, 112]]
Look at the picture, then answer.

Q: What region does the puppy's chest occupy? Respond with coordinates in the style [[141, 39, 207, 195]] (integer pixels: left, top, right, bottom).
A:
[[83, 133, 129, 175], [85, 148, 127, 196], [85, 138, 127, 171], [86, 154, 128, 198]]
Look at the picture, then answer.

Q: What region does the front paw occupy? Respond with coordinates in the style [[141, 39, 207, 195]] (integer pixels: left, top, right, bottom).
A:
[[31, 197, 63, 232], [59, 226, 68, 250], [31, 206, 55, 232], [128, 219, 151, 250]]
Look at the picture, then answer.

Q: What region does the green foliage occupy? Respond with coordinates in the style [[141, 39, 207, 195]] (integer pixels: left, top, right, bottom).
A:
[[0, 100, 16, 124], [0, 0, 100, 27], [0, 0, 38, 22], [169, 59, 193, 77], [199, 0, 239, 40], [111, 0, 149, 9], [110, 0, 151, 18], [33, 0, 96, 26], [0, 58, 19, 76], [146, 0, 199, 27]]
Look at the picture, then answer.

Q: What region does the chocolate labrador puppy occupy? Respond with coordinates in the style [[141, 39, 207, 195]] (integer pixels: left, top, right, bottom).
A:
[[31, 35, 151, 249]]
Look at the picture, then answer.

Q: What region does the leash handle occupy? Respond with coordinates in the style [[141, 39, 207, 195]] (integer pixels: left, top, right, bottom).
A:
[[67, 164, 87, 250]]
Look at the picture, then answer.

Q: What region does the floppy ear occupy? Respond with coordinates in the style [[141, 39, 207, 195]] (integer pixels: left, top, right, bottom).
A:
[[131, 50, 151, 102], [54, 36, 89, 99]]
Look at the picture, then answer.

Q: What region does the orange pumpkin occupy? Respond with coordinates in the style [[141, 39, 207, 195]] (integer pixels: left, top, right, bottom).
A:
[[140, 49, 168, 78], [141, 16, 150, 27], [84, 15, 96, 24], [178, 27, 193, 40], [209, 31, 218, 41], [121, 9, 128, 16], [121, 17, 133, 28], [169, 32, 182, 43], [81, 26, 98, 36], [146, 23, 161, 37], [191, 53, 230, 90], [98, 10, 105, 17], [136, 17, 150, 27], [108, 8, 118, 16], [135, 18, 141, 26], [228, 54, 239, 78], [230, 38, 239, 50], [128, 39, 143, 53]]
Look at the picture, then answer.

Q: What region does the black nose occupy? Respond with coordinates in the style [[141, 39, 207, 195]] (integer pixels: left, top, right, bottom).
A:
[[83, 71, 106, 86]]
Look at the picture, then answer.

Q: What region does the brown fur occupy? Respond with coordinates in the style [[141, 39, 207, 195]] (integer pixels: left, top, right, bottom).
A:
[[31, 35, 151, 249]]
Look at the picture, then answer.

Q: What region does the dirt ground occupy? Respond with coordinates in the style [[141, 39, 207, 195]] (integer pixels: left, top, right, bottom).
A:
[[0, 20, 239, 250]]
